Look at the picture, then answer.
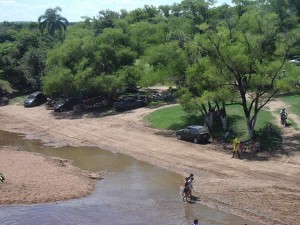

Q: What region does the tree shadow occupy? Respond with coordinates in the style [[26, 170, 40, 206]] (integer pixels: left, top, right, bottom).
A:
[[52, 111, 85, 120], [51, 107, 117, 120], [279, 133, 300, 156], [237, 123, 300, 161]]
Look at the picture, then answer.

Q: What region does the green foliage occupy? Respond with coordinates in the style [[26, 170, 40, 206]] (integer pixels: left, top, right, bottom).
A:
[[0, 0, 299, 116], [82, 75, 122, 97], [0, 79, 16, 94], [0, 22, 60, 91], [43, 24, 138, 97], [276, 64, 300, 92], [93, 10, 119, 34], [42, 67, 75, 96], [18, 47, 46, 90], [188, 2, 299, 138], [116, 66, 141, 89], [141, 42, 188, 86], [128, 22, 169, 54], [8, 95, 27, 105], [134, 60, 156, 87], [125, 5, 159, 24], [177, 88, 199, 113]]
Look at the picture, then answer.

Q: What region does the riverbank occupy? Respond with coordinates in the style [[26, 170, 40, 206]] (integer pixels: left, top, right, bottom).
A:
[[0, 104, 300, 224], [0, 145, 96, 204]]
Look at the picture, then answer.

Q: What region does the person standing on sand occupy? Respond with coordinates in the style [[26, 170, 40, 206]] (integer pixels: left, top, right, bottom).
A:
[[232, 137, 240, 158], [0, 172, 5, 182]]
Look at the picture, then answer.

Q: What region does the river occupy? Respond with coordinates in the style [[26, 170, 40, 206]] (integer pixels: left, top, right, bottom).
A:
[[0, 130, 255, 225]]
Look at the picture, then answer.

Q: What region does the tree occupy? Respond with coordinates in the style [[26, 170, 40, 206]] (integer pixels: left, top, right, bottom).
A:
[[42, 25, 136, 97], [180, 0, 211, 25], [158, 5, 171, 17], [38, 6, 68, 36], [189, 7, 299, 138], [128, 21, 169, 55], [125, 5, 159, 24], [19, 47, 46, 90], [288, 0, 300, 19], [181, 56, 233, 130], [141, 42, 189, 87], [92, 10, 119, 35]]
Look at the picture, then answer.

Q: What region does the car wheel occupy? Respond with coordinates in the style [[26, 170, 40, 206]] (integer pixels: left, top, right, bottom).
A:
[[177, 135, 182, 140], [193, 138, 198, 144]]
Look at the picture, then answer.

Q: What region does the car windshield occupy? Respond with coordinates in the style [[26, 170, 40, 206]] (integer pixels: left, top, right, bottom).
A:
[[28, 94, 36, 99], [198, 127, 208, 133], [56, 98, 67, 104], [191, 128, 198, 134]]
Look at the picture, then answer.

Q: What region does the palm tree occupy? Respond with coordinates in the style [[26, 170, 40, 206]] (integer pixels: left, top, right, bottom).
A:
[[38, 6, 68, 36]]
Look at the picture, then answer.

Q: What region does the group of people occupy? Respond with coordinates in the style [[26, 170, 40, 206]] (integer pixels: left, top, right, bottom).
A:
[[232, 136, 261, 159]]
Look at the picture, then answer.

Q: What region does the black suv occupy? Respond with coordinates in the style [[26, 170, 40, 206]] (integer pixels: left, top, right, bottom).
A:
[[113, 97, 145, 111], [23, 91, 47, 107], [54, 97, 83, 112], [175, 125, 210, 144]]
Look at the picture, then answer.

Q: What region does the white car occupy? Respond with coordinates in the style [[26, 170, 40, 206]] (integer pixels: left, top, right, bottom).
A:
[[288, 58, 300, 65]]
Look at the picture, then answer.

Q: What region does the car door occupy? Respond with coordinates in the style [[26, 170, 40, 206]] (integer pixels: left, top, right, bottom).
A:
[[182, 128, 191, 140], [65, 99, 73, 110], [190, 128, 198, 140], [36, 93, 45, 105], [69, 98, 81, 110], [128, 99, 135, 108]]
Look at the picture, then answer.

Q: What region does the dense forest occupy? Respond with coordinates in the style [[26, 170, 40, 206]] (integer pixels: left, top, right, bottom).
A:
[[0, 0, 299, 137]]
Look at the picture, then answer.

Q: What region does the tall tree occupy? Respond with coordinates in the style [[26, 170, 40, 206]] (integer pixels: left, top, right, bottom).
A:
[[189, 7, 300, 138], [93, 10, 119, 35], [38, 6, 68, 36]]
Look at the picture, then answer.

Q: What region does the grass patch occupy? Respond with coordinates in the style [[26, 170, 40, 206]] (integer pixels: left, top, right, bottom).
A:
[[145, 103, 282, 150], [145, 105, 204, 130], [9, 95, 27, 105], [287, 118, 300, 130]]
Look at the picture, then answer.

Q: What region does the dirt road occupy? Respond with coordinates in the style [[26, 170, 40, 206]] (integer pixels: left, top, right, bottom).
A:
[[0, 103, 299, 224]]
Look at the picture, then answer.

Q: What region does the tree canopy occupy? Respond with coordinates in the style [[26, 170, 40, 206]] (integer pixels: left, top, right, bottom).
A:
[[0, 0, 299, 138]]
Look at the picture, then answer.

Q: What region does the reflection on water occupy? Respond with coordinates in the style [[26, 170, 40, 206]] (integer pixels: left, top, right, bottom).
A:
[[0, 130, 255, 225]]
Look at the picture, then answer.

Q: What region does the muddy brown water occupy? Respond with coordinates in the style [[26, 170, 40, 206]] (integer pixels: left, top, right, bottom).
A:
[[0, 130, 255, 225]]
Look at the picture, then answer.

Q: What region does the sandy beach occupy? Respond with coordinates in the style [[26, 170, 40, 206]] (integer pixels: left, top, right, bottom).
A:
[[0, 102, 299, 224], [0, 145, 96, 204]]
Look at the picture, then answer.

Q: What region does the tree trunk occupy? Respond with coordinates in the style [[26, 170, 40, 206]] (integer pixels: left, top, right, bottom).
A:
[[246, 117, 254, 139], [215, 101, 227, 130], [220, 116, 227, 130], [246, 113, 257, 140]]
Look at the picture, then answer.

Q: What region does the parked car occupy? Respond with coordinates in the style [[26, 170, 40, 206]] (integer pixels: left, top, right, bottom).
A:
[[54, 97, 83, 112], [175, 125, 210, 144], [113, 97, 145, 111], [83, 96, 109, 111], [288, 58, 300, 65], [23, 91, 47, 107]]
